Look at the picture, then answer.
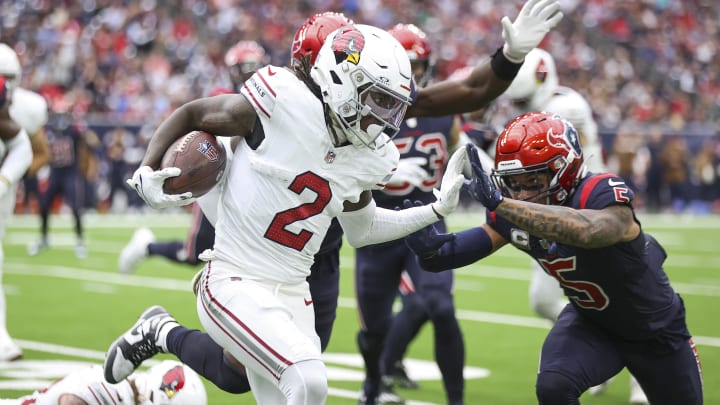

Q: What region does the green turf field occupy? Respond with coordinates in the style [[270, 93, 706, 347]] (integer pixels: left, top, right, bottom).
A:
[[0, 211, 717, 404]]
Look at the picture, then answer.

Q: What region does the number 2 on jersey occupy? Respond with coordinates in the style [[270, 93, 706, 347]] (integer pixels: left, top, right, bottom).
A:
[[264, 171, 332, 251]]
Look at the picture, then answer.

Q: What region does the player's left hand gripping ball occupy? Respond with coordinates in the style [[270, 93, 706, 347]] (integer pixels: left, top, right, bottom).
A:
[[465, 143, 503, 211], [127, 165, 196, 209]]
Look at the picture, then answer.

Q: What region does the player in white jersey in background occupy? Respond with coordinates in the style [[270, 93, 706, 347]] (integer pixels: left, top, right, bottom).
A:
[[105, 3, 563, 404], [0, 43, 49, 362], [501, 47, 648, 405], [0, 360, 206, 405]]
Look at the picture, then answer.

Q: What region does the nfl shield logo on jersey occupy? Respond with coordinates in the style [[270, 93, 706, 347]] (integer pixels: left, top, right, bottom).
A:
[[325, 150, 336, 164], [197, 140, 219, 162]]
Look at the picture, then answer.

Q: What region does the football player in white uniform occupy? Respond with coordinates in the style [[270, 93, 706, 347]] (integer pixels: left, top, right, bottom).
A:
[[0, 42, 50, 362], [0, 74, 33, 363], [502, 47, 648, 404], [0, 360, 206, 405], [106, 2, 563, 403]]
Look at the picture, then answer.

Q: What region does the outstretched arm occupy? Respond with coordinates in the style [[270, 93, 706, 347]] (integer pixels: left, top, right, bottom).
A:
[[494, 201, 640, 248], [339, 147, 468, 247], [465, 144, 641, 248], [406, 220, 508, 272], [407, 0, 563, 118]]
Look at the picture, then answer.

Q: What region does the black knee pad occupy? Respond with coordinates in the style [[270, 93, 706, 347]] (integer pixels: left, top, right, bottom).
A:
[[536, 370, 581, 405]]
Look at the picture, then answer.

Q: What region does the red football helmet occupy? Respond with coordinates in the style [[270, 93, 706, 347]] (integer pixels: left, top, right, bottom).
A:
[[224, 40, 268, 86], [291, 12, 354, 67], [388, 23, 432, 87], [492, 112, 585, 204]]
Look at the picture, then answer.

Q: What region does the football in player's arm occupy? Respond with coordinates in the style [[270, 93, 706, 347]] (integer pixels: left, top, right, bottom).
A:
[[109, 1, 563, 404]]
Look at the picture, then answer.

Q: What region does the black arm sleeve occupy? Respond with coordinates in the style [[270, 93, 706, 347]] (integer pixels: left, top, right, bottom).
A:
[[490, 47, 523, 81], [419, 226, 494, 272]]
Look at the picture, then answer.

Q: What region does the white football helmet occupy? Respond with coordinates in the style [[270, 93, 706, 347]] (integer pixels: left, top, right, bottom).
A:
[[543, 87, 595, 137], [502, 48, 558, 112], [543, 87, 604, 171], [0, 43, 21, 93], [311, 24, 414, 149], [133, 360, 207, 405]]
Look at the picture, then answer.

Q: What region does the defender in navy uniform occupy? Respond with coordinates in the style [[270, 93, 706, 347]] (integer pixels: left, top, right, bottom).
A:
[[28, 103, 89, 258], [406, 112, 703, 405], [354, 24, 466, 405]]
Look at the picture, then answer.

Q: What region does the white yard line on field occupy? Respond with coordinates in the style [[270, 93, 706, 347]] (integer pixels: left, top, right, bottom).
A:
[[8, 340, 443, 404], [6, 262, 720, 348]]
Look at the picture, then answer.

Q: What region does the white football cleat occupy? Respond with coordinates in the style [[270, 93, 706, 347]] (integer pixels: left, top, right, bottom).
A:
[[27, 238, 49, 256], [118, 228, 155, 274], [0, 338, 22, 362], [629, 375, 649, 404], [75, 240, 87, 259]]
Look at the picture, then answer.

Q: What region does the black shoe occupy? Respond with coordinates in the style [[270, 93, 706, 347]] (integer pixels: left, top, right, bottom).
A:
[[379, 377, 406, 404], [387, 361, 419, 389], [103, 306, 178, 383], [359, 392, 379, 405]]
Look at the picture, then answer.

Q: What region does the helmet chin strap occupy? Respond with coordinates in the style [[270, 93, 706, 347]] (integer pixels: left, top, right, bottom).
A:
[[324, 104, 349, 147]]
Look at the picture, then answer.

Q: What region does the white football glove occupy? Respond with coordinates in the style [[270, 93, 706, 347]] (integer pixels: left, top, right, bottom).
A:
[[387, 157, 428, 187], [502, 0, 564, 63], [126, 165, 196, 209], [430, 146, 468, 217]]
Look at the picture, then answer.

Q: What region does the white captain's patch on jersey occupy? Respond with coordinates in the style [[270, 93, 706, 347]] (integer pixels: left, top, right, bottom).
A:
[[240, 65, 285, 119], [510, 228, 531, 250]]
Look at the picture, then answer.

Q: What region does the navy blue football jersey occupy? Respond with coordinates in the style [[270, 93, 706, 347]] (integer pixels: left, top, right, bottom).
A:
[[373, 115, 456, 208], [46, 112, 80, 169], [487, 173, 686, 342]]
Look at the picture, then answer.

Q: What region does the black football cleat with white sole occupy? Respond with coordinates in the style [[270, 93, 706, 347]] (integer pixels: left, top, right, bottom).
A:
[[103, 305, 178, 383]]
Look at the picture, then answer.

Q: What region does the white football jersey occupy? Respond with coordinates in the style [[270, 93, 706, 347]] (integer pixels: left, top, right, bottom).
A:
[[212, 65, 399, 283], [542, 86, 605, 172], [9, 365, 135, 405], [9, 87, 48, 136]]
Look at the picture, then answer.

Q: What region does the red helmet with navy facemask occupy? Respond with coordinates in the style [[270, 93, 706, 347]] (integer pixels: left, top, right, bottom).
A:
[[291, 12, 354, 68], [388, 23, 433, 87], [492, 111, 586, 204]]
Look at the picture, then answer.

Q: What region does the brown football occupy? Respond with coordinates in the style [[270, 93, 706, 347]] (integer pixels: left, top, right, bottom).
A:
[[161, 131, 227, 197]]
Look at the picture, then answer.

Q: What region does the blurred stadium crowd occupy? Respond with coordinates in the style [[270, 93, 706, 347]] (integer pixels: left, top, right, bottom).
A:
[[1, 0, 719, 213]]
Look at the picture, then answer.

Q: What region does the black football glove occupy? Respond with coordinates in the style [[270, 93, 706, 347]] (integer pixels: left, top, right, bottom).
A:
[[465, 143, 503, 211], [401, 199, 456, 259]]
